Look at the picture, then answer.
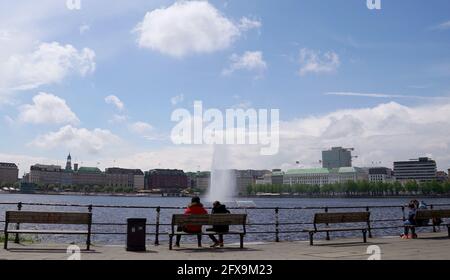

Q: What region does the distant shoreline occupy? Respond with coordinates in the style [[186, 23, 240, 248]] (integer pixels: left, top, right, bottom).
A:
[[1, 191, 450, 199]]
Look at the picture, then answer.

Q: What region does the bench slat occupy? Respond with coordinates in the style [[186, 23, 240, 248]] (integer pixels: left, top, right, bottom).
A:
[[7, 230, 88, 234], [172, 214, 246, 226], [314, 212, 370, 224], [6, 211, 91, 224], [416, 209, 450, 220]]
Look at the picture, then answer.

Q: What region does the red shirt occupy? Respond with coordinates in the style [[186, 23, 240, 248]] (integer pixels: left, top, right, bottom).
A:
[[183, 203, 208, 233]]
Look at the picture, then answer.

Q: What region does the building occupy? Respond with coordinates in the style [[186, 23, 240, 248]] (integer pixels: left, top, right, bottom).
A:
[[436, 171, 448, 183], [322, 147, 353, 169], [234, 170, 271, 194], [73, 167, 106, 186], [283, 167, 368, 187], [369, 167, 394, 183], [393, 157, 437, 182], [146, 169, 188, 191], [105, 168, 145, 190], [0, 162, 19, 185], [255, 169, 284, 185], [29, 164, 63, 185], [190, 171, 211, 192], [271, 169, 284, 185]]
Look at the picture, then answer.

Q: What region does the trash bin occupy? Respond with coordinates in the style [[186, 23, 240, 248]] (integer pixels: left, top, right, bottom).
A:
[[126, 218, 146, 252]]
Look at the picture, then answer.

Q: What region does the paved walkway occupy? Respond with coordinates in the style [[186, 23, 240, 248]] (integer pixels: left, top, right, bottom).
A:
[[1, 233, 449, 260]]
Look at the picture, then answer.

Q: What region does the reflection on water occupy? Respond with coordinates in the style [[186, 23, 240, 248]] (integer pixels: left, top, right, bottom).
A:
[[1, 193, 449, 245]]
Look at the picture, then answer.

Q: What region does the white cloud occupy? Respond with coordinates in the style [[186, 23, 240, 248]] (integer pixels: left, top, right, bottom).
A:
[[238, 17, 261, 32], [222, 51, 267, 76], [134, 1, 259, 57], [0, 42, 96, 91], [171, 94, 184, 106], [325, 92, 450, 100], [105, 95, 124, 111], [30, 125, 120, 154], [18, 92, 79, 125], [298, 48, 340, 76], [129, 121, 153, 135], [433, 20, 450, 30], [120, 101, 450, 172]]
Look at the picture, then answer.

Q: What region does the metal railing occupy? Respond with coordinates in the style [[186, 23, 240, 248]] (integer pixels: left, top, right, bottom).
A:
[[1, 201, 449, 245]]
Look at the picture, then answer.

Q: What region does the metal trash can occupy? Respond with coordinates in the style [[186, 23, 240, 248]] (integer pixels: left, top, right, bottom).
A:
[[126, 218, 146, 251]]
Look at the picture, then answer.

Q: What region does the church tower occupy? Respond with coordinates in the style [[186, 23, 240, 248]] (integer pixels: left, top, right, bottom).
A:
[[65, 153, 72, 171]]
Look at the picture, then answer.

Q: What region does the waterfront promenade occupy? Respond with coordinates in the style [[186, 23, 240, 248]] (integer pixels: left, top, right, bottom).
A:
[[1, 232, 449, 260]]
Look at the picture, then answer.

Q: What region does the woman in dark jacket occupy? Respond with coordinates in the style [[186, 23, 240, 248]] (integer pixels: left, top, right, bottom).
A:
[[208, 201, 230, 247]]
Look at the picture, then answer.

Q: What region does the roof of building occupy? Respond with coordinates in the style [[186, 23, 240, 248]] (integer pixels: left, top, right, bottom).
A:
[[105, 168, 144, 175], [77, 167, 102, 173], [0, 162, 18, 168]]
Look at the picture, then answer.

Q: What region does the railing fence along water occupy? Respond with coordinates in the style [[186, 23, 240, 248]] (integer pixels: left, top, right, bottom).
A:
[[1, 201, 450, 245]]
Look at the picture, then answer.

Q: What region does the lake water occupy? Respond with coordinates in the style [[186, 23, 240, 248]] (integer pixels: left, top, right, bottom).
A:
[[1, 193, 449, 245]]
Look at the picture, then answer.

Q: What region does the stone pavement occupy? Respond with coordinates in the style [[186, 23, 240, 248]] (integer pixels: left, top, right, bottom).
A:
[[1, 232, 449, 260]]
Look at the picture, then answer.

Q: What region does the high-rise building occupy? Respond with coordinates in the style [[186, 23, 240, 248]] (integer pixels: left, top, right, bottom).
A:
[[393, 157, 437, 182], [322, 147, 353, 169], [0, 162, 19, 185]]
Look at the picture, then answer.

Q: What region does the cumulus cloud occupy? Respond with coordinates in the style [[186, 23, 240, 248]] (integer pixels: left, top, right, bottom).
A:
[[125, 101, 450, 171], [0, 42, 96, 91], [298, 48, 340, 76], [105, 95, 124, 111], [171, 94, 184, 106], [30, 125, 120, 154], [18, 92, 79, 125], [134, 1, 260, 57], [222, 51, 267, 76]]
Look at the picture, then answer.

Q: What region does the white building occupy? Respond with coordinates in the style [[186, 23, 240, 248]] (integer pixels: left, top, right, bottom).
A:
[[283, 167, 368, 187]]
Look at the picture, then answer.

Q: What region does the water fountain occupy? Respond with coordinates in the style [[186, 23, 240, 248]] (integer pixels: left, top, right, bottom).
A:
[[205, 145, 237, 203]]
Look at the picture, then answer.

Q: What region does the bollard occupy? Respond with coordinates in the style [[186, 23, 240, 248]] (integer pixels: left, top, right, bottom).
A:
[[155, 207, 161, 246], [14, 202, 22, 244]]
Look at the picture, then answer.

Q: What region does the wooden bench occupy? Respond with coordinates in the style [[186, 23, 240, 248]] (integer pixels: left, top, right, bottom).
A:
[[169, 214, 247, 250], [405, 209, 450, 237], [3, 211, 92, 250], [304, 212, 371, 246]]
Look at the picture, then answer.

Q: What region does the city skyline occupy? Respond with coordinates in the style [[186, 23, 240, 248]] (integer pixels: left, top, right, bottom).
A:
[[1, 0, 450, 176]]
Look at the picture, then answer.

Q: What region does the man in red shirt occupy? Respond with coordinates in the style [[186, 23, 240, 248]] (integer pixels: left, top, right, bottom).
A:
[[175, 196, 208, 247]]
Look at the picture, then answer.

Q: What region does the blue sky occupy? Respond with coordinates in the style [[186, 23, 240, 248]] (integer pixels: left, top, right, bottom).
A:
[[1, 0, 450, 175]]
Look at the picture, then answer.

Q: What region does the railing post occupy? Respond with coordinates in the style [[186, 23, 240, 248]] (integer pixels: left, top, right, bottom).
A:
[[14, 202, 22, 244], [366, 206, 372, 238], [155, 207, 161, 246], [325, 207, 330, 240], [430, 204, 436, 232], [401, 206, 405, 222], [275, 207, 279, 242]]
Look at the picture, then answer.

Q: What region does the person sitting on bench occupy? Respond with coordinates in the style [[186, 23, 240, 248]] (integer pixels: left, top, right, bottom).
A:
[[207, 201, 230, 248], [175, 196, 208, 247]]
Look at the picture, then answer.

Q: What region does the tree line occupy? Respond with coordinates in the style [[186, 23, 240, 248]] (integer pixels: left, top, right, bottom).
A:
[[246, 180, 450, 196]]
